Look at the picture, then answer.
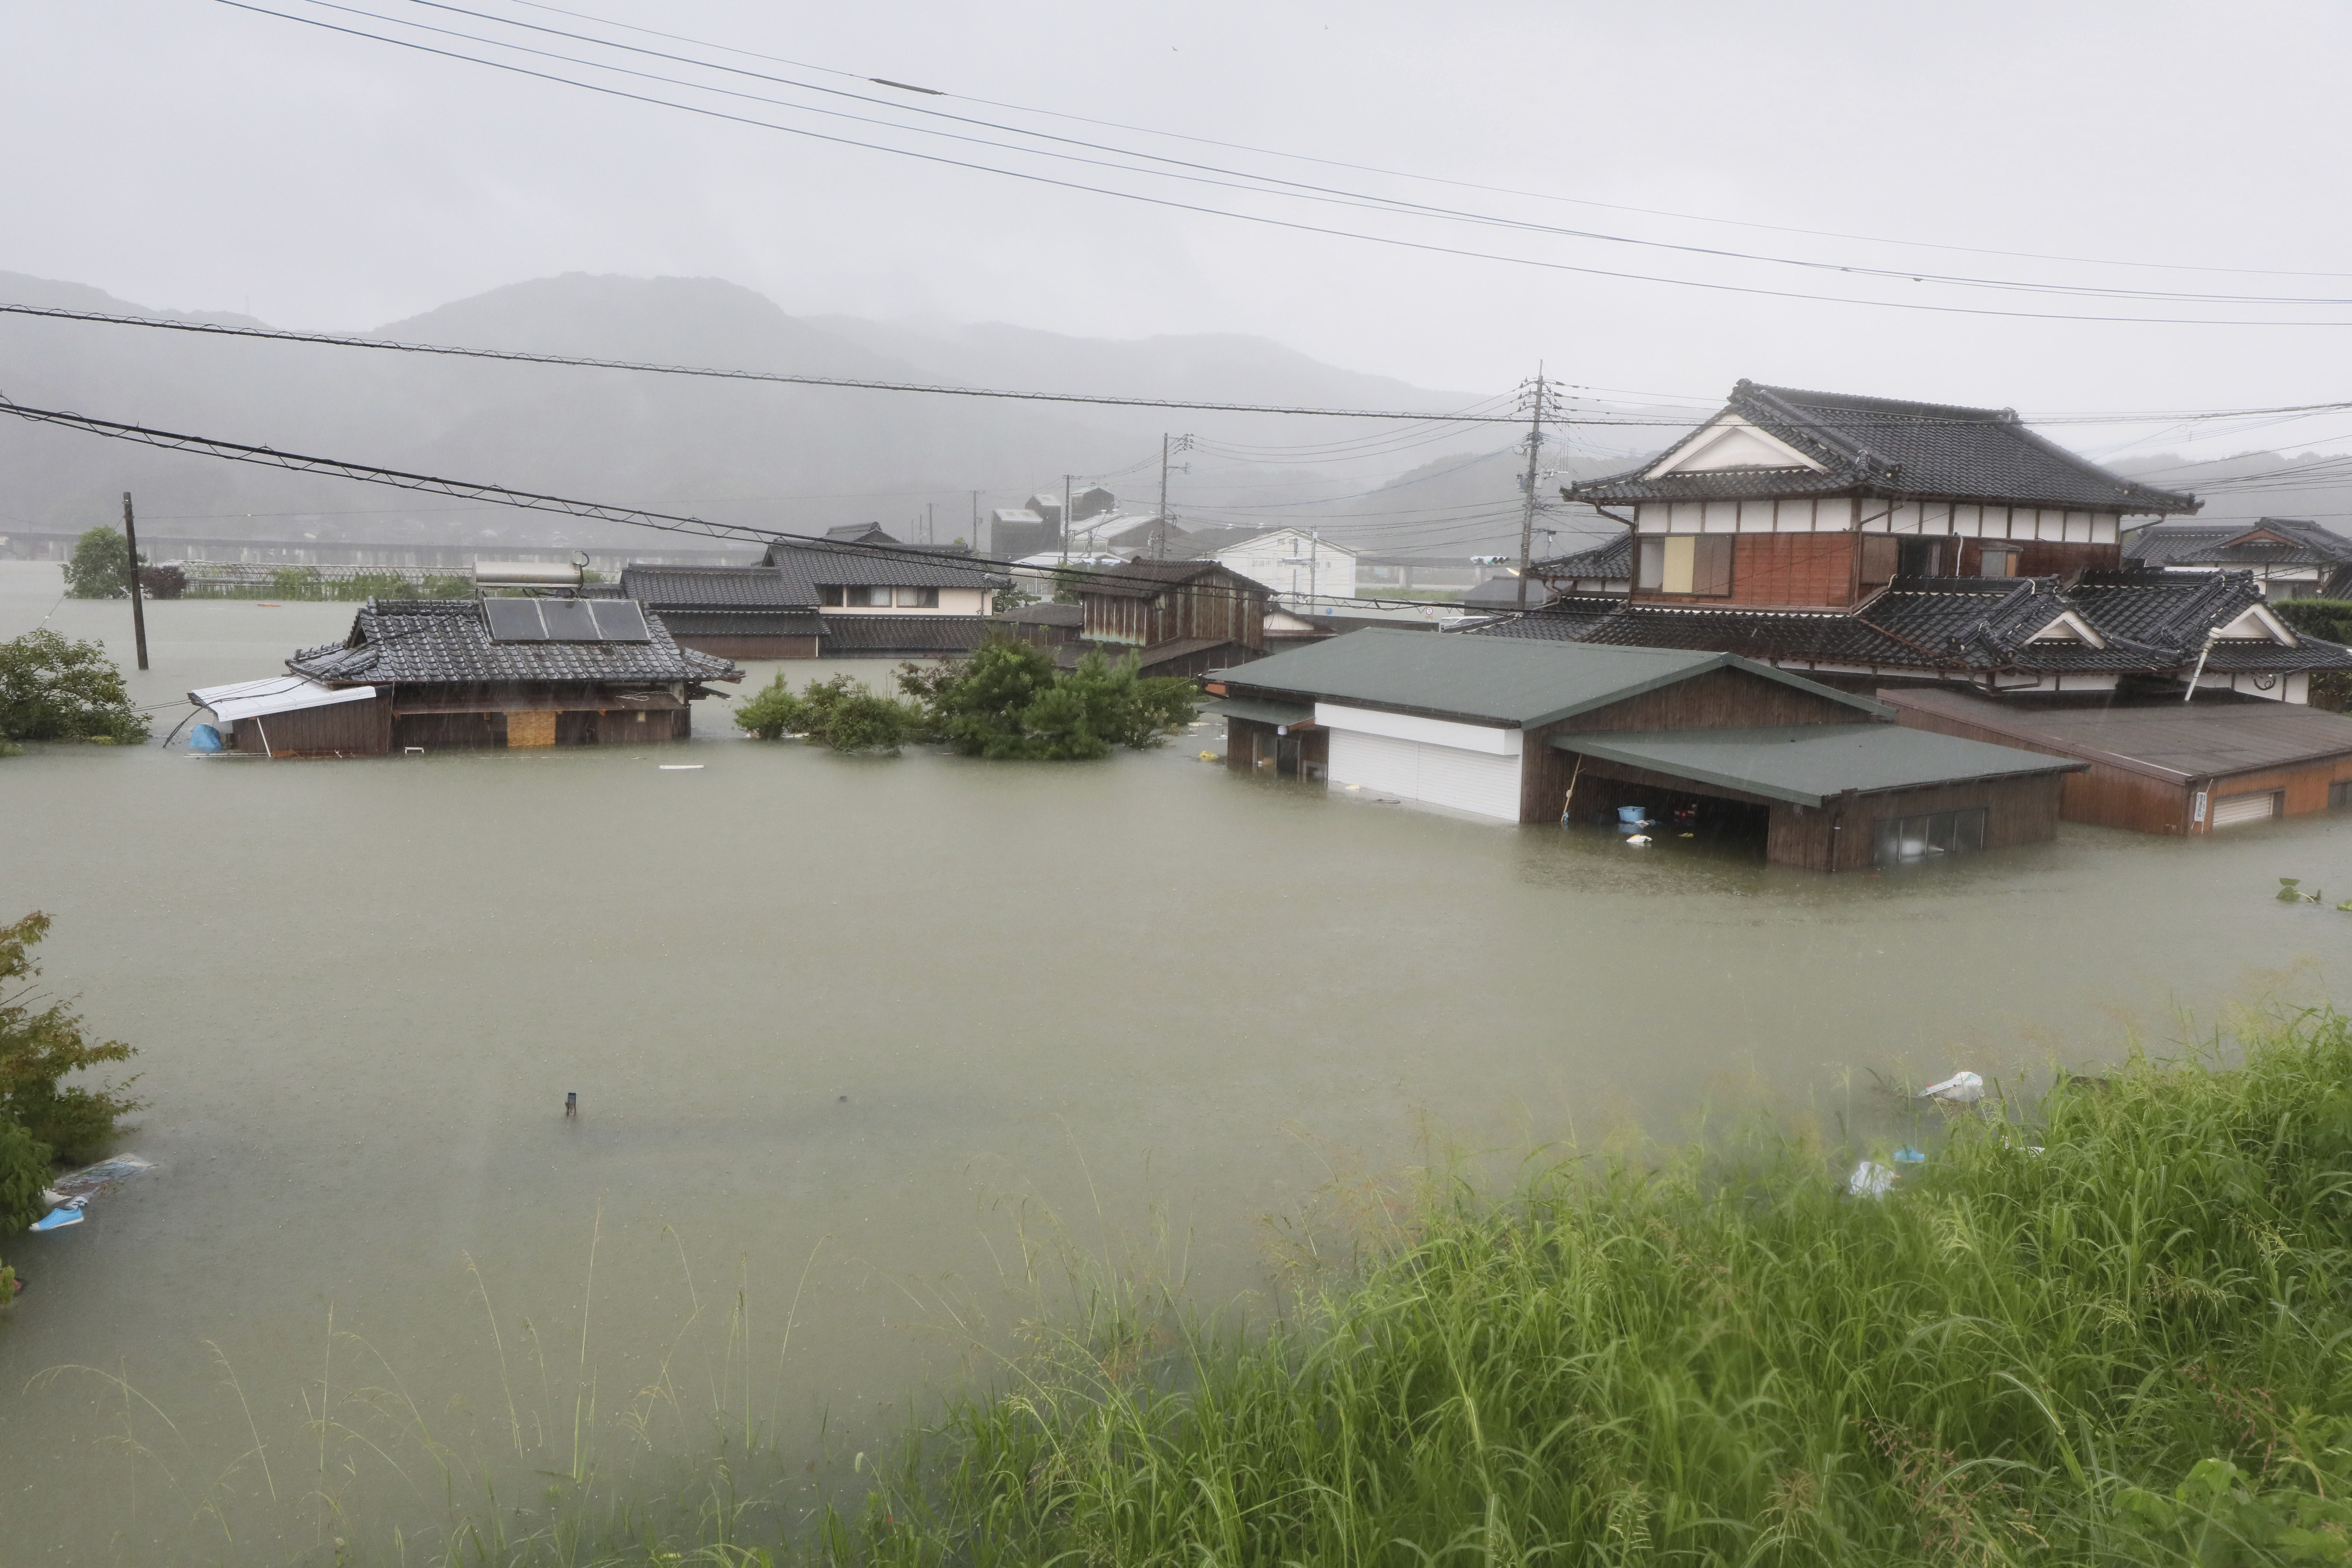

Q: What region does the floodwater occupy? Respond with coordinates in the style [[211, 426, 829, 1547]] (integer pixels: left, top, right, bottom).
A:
[[2, 558, 2348, 1563]]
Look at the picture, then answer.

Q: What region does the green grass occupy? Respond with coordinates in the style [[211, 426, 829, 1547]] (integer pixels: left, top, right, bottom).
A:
[[841, 1009, 2352, 1566]]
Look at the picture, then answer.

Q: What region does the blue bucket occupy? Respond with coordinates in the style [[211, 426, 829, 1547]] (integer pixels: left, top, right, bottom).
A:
[[1617, 805, 1649, 825]]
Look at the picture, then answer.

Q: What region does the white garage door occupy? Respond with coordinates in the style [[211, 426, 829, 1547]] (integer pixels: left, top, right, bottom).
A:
[[1327, 729, 1523, 821], [2211, 790, 2280, 828]]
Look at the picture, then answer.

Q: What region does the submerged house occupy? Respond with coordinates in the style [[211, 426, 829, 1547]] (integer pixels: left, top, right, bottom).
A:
[[190, 596, 741, 755], [1068, 559, 1274, 679], [1490, 380, 2352, 703], [608, 538, 1004, 660], [1205, 629, 2084, 873]]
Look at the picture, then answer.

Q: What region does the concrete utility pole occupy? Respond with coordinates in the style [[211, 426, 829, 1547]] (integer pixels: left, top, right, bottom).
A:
[[926, 502, 936, 545], [970, 489, 980, 551], [121, 491, 148, 671], [1060, 474, 1072, 565], [1154, 433, 1192, 559], [1515, 367, 1550, 612]]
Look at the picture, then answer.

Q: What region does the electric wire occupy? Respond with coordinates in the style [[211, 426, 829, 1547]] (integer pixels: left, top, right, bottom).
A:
[[211, 1, 2352, 329], [474, 0, 2352, 283]]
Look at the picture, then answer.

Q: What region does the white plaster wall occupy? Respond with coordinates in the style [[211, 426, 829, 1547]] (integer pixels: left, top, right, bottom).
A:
[[1326, 729, 1524, 821], [1315, 703, 1522, 754]]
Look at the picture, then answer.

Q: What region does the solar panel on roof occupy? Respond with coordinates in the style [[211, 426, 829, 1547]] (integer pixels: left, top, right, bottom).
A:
[[589, 600, 651, 642], [482, 597, 547, 641], [537, 598, 600, 641]]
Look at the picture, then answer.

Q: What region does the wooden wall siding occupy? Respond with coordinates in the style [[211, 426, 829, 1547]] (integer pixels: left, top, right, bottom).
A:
[[1886, 706, 2186, 833], [2197, 755, 2352, 829], [1731, 533, 1857, 606], [507, 710, 559, 748], [229, 695, 394, 757], [392, 711, 506, 749], [1226, 716, 1272, 772], [2014, 539, 2122, 581], [1085, 571, 1266, 650]]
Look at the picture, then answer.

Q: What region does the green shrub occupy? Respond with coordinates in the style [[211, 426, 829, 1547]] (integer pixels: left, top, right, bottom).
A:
[[0, 913, 138, 1161], [2272, 597, 2352, 646], [0, 629, 150, 744], [905, 638, 1197, 760], [136, 565, 187, 600], [62, 526, 132, 599], [734, 673, 923, 753]]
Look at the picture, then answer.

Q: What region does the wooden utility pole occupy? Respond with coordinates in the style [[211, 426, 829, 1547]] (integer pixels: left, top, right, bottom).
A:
[[1515, 369, 1549, 612], [121, 491, 149, 671]]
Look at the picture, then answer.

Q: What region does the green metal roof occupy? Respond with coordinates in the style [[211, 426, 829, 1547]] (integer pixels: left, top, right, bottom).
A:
[[1215, 628, 1886, 729], [1204, 695, 1315, 727], [1549, 724, 2087, 808]]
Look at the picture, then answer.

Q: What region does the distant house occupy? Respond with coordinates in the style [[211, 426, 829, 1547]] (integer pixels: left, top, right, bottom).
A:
[[1533, 533, 1632, 595], [989, 507, 1056, 560], [1204, 629, 2084, 872], [998, 600, 1084, 649], [190, 597, 741, 755], [1460, 573, 1561, 613], [1212, 529, 1358, 609], [1488, 380, 2352, 703], [1069, 559, 1272, 678], [611, 540, 1005, 660], [822, 523, 902, 545], [2124, 517, 2352, 601]]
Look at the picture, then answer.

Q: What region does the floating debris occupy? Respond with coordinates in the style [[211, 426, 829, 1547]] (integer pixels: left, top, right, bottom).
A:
[[1893, 1146, 1926, 1164], [51, 1153, 152, 1201], [659, 764, 704, 771], [1918, 1071, 1985, 1104], [1847, 1161, 1898, 1199]]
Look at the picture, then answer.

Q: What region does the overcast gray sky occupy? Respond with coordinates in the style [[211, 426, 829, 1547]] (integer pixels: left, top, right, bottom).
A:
[[7, 0, 2350, 435]]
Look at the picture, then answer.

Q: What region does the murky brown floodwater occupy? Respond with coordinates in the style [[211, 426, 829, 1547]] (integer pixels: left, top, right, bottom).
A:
[[2, 558, 2347, 1563]]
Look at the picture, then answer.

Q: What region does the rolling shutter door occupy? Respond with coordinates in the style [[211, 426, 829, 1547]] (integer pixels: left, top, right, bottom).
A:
[[2210, 790, 2280, 828], [1326, 730, 1522, 821]]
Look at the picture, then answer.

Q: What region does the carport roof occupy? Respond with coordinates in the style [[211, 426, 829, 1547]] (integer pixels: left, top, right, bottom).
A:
[[1204, 695, 1315, 726], [1549, 723, 2085, 808], [1215, 628, 1887, 729]]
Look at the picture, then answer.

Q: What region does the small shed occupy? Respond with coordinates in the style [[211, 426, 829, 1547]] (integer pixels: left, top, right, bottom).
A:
[[1882, 687, 2352, 833], [1209, 629, 2084, 872], [187, 676, 387, 758]]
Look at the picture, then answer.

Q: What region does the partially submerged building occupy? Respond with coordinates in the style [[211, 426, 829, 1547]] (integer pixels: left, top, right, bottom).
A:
[[1206, 629, 2082, 872], [607, 538, 1005, 660], [1066, 559, 1273, 679], [1491, 381, 2352, 702], [190, 596, 740, 755]]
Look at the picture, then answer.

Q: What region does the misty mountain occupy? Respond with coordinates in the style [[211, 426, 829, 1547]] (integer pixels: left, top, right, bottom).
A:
[[2110, 450, 2352, 535], [0, 270, 1519, 555]]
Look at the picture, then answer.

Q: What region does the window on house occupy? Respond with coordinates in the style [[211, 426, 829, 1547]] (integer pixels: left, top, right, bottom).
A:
[[1873, 807, 1988, 867], [860, 585, 893, 607], [1977, 546, 2019, 578], [896, 586, 939, 608], [2329, 780, 2352, 810], [1636, 534, 1732, 595], [818, 586, 844, 607], [1896, 537, 1944, 577]]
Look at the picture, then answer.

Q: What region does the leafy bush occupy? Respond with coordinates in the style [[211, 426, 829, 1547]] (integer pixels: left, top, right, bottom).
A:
[[62, 526, 133, 598], [0, 629, 150, 744], [2271, 597, 2352, 645], [904, 638, 1196, 760], [0, 913, 138, 1161], [733, 673, 923, 753]]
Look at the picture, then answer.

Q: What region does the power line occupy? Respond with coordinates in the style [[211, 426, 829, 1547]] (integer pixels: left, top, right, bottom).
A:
[[211, 1, 2352, 330], [345, 0, 2352, 310], [0, 396, 1501, 611], [471, 0, 2352, 284]]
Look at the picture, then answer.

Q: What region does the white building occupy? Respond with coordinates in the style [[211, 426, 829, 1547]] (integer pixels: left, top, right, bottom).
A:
[[1212, 529, 1358, 612]]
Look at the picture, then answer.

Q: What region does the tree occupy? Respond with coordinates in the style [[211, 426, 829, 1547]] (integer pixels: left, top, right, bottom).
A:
[[904, 638, 1197, 760], [137, 565, 187, 600], [63, 527, 133, 599], [0, 1116, 51, 1304], [993, 581, 1039, 615], [0, 629, 151, 744], [0, 912, 139, 1161]]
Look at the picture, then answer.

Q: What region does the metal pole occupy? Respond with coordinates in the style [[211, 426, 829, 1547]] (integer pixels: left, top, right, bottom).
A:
[[1060, 474, 1072, 565], [1516, 369, 1546, 612], [1157, 434, 1170, 560], [121, 491, 149, 671]]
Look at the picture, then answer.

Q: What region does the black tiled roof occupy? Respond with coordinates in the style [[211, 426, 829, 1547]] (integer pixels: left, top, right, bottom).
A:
[[1568, 381, 2201, 513], [758, 540, 1003, 595], [289, 600, 738, 686], [819, 615, 997, 654], [1533, 533, 1633, 578], [2124, 517, 2352, 569], [656, 610, 826, 637], [1002, 601, 1084, 626], [622, 565, 805, 609], [1457, 599, 1623, 641]]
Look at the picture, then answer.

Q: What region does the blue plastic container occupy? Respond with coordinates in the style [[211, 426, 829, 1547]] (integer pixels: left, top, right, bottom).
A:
[[188, 723, 225, 753], [1617, 805, 1649, 825]]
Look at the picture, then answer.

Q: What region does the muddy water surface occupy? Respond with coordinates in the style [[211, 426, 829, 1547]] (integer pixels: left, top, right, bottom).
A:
[[2, 560, 2347, 1562]]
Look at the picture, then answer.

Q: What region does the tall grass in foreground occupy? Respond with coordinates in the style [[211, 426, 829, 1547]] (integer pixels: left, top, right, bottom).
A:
[[846, 1009, 2352, 1567]]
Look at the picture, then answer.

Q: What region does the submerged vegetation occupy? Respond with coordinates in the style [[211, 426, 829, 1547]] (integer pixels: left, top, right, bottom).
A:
[[735, 638, 1197, 759], [832, 1008, 2352, 1566], [0, 627, 150, 746], [0, 912, 140, 1301]]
